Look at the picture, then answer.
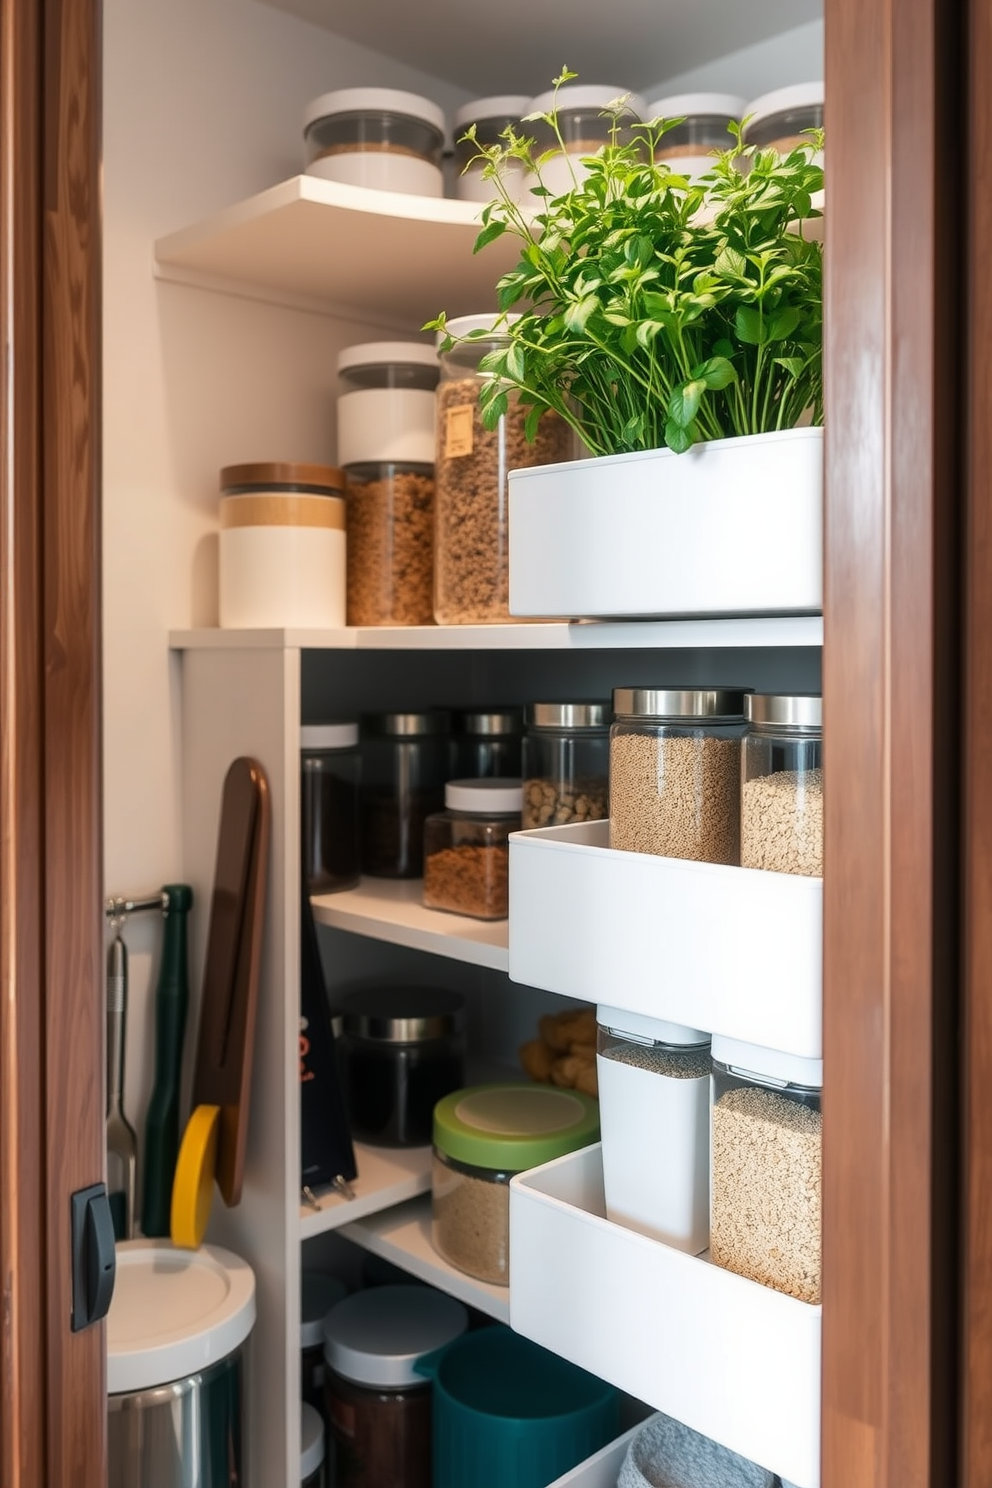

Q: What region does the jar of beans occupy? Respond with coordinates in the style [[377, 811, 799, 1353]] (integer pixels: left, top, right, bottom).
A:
[[741, 693, 823, 876], [434, 315, 572, 624], [521, 702, 611, 830], [359, 711, 449, 878], [423, 779, 522, 920], [610, 688, 749, 863]]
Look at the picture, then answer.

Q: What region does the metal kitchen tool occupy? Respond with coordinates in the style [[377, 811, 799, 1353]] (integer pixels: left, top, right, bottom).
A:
[[106, 926, 137, 1240], [141, 884, 194, 1237]]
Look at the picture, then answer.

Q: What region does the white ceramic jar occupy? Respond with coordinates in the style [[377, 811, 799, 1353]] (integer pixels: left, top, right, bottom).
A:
[[304, 87, 446, 196]]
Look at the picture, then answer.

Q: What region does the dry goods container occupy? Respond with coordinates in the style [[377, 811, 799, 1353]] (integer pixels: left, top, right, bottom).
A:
[[741, 693, 823, 876], [451, 707, 522, 779], [642, 91, 746, 175], [526, 83, 644, 197], [742, 82, 824, 162], [304, 88, 446, 195], [522, 701, 611, 829], [423, 779, 523, 920], [359, 711, 449, 878], [301, 1270, 348, 1415], [301, 1401, 326, 1487], [453, 95, 531, 200], [301, 722, 361, 894]]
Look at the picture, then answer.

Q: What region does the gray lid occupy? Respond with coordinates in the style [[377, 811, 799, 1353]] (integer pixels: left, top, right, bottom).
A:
[[526, 701, 611, 730], [453, 708, 522, 736], [446, 778, 523, 813], [362, 710, 450, 737], [300, 722, 359, 751], [323, 1284, 468, 1388], [612, 687, 748, 720], [300, 1403, 325, 1478], [341, 986, 465, 1043], [745, 693, 822, 730]]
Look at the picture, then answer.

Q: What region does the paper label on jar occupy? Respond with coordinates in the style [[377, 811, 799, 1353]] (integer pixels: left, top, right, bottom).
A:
[[445, 404, 475, 457]]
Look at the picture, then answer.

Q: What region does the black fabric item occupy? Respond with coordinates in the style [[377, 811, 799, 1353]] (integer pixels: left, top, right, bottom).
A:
[[300, 888, 357, 1191]]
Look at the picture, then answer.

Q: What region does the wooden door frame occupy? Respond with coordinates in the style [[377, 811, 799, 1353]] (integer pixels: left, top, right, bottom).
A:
[[0, 2, 105, 1486]]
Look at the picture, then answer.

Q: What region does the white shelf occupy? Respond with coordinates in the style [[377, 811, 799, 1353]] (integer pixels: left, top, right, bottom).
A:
[[169, 616, 823, 652], [338, 1194, 510, 1323], [312, 878, 509, 970], [299, 1141, 431, 1240], [154, 174, 520, 326]]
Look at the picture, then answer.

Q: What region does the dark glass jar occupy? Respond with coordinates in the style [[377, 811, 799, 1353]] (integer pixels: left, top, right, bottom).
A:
[[450, 708, 522, 779], [339, 987, 465, 1147], [301, 1270, 348, 1414], [301, 723, 361, 894], [359, 712, 449, 878]]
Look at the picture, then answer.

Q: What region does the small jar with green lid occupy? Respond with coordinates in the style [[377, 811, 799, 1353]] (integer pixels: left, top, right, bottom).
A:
[[432, 1083, 600, 1285]]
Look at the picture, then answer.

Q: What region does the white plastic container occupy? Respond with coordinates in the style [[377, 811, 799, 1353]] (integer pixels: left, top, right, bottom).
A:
[[218, 462, 346, 630], [453, 95, 531, 201], [596, 1006, 710, 1253], [526, 84, 645, 198], [337, 341, 438, 466], [304, 88, 446, 196], [743, 82, 824, 164], [301, 1401, 326, 1487], [642, 91, 746, 176]]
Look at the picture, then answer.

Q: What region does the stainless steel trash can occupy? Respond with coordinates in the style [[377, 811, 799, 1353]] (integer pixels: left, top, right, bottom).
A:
[[107, 1240, 256, 1488]]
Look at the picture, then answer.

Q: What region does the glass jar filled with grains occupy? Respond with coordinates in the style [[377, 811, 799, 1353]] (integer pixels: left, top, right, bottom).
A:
[[610, 688, 749, 863], [453, 95, 531, 202], [709, 1036, 823, 1304], [522, 702, 611, 830], [742, 82, 824, 165], [741, 693, 823, 876], [423, 779, 522, 920], [434, 315, 572, 624], [304, 88, 446, 196], [432, 1084, 600, 1284], [337, 342, 438, 627], [641, 92, 745, 177], [525, 83, 645, 197], [359, 712, 449, 878], [451, 707, 522, 779]]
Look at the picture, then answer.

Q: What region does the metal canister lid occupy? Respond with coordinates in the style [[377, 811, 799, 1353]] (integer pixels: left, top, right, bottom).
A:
[[340, 986, 465, 1044], [361, 710, 450, 738], [745, 693, 822, 730], [612, 687, 748, 720], [453, 708, 522, 736], [219, 462, 344, 495], [525, 701, 611, 730]]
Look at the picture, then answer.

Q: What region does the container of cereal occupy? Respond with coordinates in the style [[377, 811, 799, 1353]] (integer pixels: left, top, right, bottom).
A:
[[432, 1084, 600, 1284], [596, 1006, 710, 1254], [301, 723, 361, 894], [453, 95, 531, 201], [522, 702, 610, 829], [610, 687, 749, 863], [526, 84, 644, 197], [338, 342, 438, 627], [451, 708, 522, 779], [742, 82, 824, 162], [741, 693, 823, 876], [423, 779, 522, 920], [359, 711, 449, 878], [434, 315, 572, 624], [642, 92, 745, 176], [709, 1035, 822, 1303], [304, 88, 446, 196]]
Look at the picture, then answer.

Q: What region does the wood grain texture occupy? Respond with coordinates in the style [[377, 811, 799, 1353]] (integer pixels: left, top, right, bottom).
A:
[[823, 0, 961, 1483]]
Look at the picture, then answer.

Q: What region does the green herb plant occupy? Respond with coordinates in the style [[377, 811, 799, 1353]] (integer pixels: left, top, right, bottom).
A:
[[428, 71, 823, 456]]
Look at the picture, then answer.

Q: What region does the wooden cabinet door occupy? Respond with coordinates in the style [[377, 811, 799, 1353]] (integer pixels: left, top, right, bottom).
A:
[[0, 2, 105, 1485]]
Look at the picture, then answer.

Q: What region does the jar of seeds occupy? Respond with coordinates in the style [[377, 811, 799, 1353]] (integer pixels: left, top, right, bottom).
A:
[[434, 315, 572, 624], [741, 693, 823, 876], [610, 688, 749, 863], [710, 1035, 822, 1304], [522, 701, 610, 830]]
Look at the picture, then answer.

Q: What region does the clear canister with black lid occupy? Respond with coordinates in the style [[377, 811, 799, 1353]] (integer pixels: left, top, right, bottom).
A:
[[451, 708, 522, 779], [742, 82, 824, 162], [710, 1035, 822, 1304], [521, 701, 610, 829], [338, 986, 465, 1147], [301, 723, 361, 894], [359, 711, 449, 878], [741, 693, 822, 876], [610, 688, 749, 863]]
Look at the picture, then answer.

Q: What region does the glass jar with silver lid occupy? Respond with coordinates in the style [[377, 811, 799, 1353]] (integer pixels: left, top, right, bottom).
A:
[[359, 711, 450, 878], [521, 701, 611, 830], [451, 707, 522, 779], [741, 693, 822, 876]]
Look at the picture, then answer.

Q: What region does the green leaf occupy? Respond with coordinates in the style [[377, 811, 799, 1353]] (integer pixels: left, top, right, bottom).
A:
[[766, 306, 801, 341], [523, 402, 544, 442], [773, 356, 805, 378], [668, 379, 706, 428], [564, 295, 600, 333], [505, 342, 526, 381], [473, 220, 507, 254], [665, 419, 695, 453], [694, 356, 737, 390], [714, 247, 747, 278], [735, 305, 765, 345]]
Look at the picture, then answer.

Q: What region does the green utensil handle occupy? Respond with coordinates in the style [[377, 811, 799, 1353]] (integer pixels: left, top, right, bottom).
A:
[[141, 883, 193, 1236]]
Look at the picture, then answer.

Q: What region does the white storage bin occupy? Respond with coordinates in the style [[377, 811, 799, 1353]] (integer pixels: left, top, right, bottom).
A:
[[508, 820, 823, 1060], [509, 1144, 821, 1488], [545, 1420, 644, 1487]]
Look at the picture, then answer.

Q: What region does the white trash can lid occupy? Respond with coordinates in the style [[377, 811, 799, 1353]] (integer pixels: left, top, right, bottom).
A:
[[107, 1240, 256, 1395]]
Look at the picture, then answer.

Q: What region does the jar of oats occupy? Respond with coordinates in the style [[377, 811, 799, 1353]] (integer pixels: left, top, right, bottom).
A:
[[434, 315, 572, 625], [522, 701, 610, 829], [741, 693, 823, 876], [641, 91, 745, 176], [610, 688, 749, 863]]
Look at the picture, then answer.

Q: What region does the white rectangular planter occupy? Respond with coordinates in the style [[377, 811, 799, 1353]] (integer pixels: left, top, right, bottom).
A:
[[508, 820, 822, 1060], [508, 426, 823, 619], [510, 1145, 821, 1488]]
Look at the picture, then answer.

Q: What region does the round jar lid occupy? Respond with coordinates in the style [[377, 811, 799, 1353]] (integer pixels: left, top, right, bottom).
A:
[[445, 778, 523, 813], [712, 1033, 823, 1089], [337, 341, 438, 374], [454, 95, 532, 130], [525, 701, 611, 730], [643, 92, 747, 120], [300, 722, 359, 751], [303, 87, 446, 137], [743, 81, 824, 131], [340, 985, 465, 1043], [453, 708, 522, 736], [361, 710, 450, 737], [745, 693, 822, 730], [322, 1284, 468, 1388], [437, 312, 521, 347], [301, 1271, 349, 1350], [301, 1402, 325, 1478], [612, 687, 748, 720], [107, 1241, 256, 1395], [433, 1083, 600, 1171], [530, 84, 645, 117], [596, 1004, 708, 1047], [219, 462, 344, 495]]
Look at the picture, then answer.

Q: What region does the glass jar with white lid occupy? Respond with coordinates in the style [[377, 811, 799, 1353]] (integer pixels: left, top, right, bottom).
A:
[[303, 87, 446, 196], [642, 92, 746, 177], [453, 95, 531, 201], [526, 83, 645, 198], [742, 82, 824, 164], [423, 779, 523, 920], [741, 692, 823, 876]]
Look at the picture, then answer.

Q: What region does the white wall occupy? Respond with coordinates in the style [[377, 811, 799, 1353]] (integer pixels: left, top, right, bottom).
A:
[[645, 19, 823, 102]]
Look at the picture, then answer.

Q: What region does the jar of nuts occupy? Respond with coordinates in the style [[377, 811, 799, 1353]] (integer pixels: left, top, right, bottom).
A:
[[521, 701, 610, 830], [434, 315, 572, 624]]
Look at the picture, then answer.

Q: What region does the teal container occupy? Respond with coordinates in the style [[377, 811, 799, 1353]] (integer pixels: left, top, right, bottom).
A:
[[426, 1326, 618, 1488]]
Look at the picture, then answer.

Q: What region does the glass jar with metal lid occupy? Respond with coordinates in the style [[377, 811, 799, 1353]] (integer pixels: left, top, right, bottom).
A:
[[451, 707, 522, 779], [301, 722, 361, 894], [453, 95, 531, 201], [742, 82, 824, 162], [303, 88, 446, 196], [710, 1035, 822, 1304], [526, 84, 645, 198], [642, 92, 746, 177], [610, 688, 749, 863], [521, 701, 610, 829], [359, 711, 449, 879], [432, 1084, 601, 1284], [741, 693, 822, 876], [423, 779, 523, 920], [338, 986, 465, 1147]]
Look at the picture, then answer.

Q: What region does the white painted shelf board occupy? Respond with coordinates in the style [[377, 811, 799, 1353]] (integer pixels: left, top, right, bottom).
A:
[[169, 615, 823, 652], [312, 878, 509, 970], [299, 1141, 431, 1240], [338, 1195, 510, 1322], [154, 174, 520, 324]]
